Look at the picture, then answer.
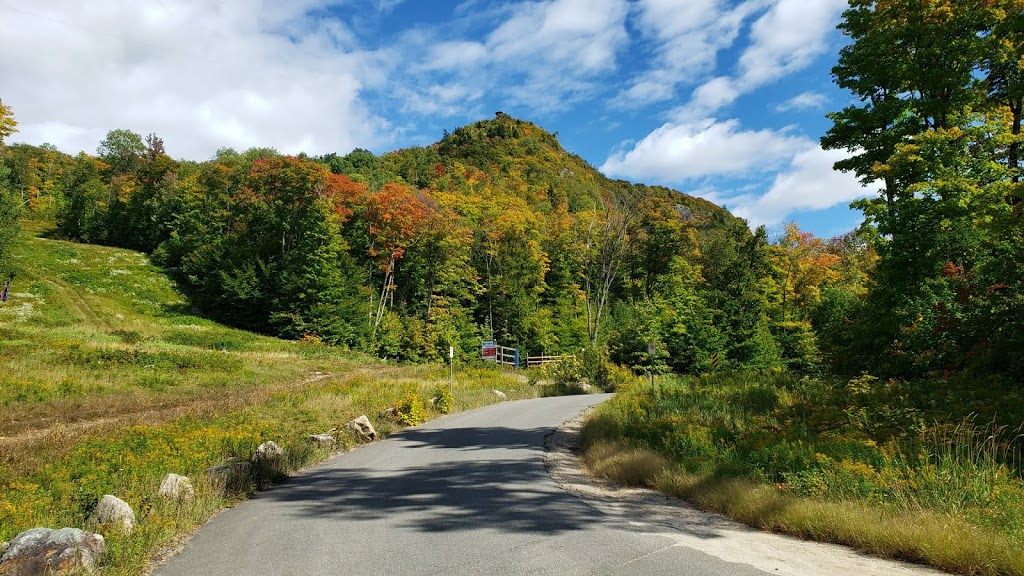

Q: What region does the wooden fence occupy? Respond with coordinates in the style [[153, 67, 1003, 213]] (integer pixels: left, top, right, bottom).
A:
[[525, 355, 571, 368]]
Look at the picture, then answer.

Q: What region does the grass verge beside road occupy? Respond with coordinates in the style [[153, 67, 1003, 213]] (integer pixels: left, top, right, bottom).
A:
[[580, 373, 1024, 576], [0, 231, 535, 574]]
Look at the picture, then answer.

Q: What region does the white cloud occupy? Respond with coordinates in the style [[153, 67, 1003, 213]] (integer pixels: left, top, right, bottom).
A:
[[396, 0, 630, 116], [375, 0, 407, 15], [489, 0, 628, 73], [600, 118, 808, 181], [776, 91, 829, 112], [421, 41, 488, 72], [0, 1, 386, 159], [737, 0, 847, 88], [674, 76, 741, 121], [614, 0, 765, 108], [602, 116, 878, 228], [731, 147, 879, 227], [671, 0, 846, 119]]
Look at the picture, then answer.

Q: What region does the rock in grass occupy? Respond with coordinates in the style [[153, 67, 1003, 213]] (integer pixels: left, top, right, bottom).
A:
[[159, 473, 194, 502], [493, 390, 507, 399], [91, 495, 135, 533], [206, 459, 252, 494], [255, 441, 284, 463], [346, 416, 377, 442], [306, 433, 336, 449], [0, 527, 105, 575]]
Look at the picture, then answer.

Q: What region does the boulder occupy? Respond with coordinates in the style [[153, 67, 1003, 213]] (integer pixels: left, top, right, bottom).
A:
[[92, 495, 134, 533], [306, 434, 336, 449], [206, 459, 252, 493], [254, 441, 284, 463], [0, 527, 105, 575], [378, 406, 398, 420], [158, 473, 194, 502], [345, 415, 377, 442], [493, 390, 507, 399]]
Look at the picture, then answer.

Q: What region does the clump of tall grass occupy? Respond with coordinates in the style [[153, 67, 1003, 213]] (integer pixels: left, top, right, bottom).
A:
[[581, 372, 1024, 575]]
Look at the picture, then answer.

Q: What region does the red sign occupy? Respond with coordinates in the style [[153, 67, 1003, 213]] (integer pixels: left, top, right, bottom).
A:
[[482, 340, 497, 360]]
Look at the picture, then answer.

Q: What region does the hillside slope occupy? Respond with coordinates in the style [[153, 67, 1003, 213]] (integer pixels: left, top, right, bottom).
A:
[[0, 227, 539, 574], [374, 113, 739, 228], [1, 230, 360, 439]]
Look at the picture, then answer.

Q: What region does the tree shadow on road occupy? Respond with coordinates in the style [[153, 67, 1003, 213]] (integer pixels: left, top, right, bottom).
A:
[[259, 425, 605, 535], [258, 423, 733, 541]]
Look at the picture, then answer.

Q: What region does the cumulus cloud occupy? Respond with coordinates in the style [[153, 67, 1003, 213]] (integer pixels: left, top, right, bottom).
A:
[[0, 1, 386, 160], [731, 147, 880, 227], [738, 0, 846, 87], [600, 118, 808, 181], [389, 0, 630, 117], [776, 91, 829, 112], [489, 0, 628, 73], [673, 0, 846, 119], [614, 0, 765, 108], [602, 120, 876, 228]]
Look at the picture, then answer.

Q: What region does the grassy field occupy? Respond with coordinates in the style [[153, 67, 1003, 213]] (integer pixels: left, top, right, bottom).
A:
[[580, 373, 1024, 575], [0, 227, 538, 574]]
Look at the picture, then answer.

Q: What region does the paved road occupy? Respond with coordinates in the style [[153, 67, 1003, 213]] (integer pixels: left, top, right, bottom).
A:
[[156, 394, 768, 576]]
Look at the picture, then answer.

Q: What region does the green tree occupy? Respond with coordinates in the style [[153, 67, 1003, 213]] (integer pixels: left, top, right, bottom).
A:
[[97, 129, 146, 176], [0, 100, 20, 278], [0, 164, 20, 279], [823, 0, 1024, 377], [57, 154, 109, 243]]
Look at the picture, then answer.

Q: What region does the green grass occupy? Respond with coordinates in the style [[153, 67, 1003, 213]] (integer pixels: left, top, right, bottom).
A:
[[580, 372, 1024, 575], [0, 228, 538, 574]]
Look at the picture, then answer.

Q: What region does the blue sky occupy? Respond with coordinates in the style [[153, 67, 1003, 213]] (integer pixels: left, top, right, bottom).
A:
[[0, 0, 878, 238]]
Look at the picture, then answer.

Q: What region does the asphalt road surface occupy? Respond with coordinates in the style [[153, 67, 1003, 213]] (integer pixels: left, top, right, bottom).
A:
[[153, 395, 782, 576]]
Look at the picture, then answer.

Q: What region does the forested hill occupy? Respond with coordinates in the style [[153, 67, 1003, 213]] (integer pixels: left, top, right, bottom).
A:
[[1, 112, 809, 374], [329, 113, 736, 228]]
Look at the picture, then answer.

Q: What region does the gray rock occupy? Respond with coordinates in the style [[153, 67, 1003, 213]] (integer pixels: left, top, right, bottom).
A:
[[378, 406, 398, 420], [345, 415, 377, 442], [306, 433, 336, 449], [92, 495, 134, 533], [493, 389, 507, 399], [0, 527, 105, 575], [254, 441, 284, 463], [158, 473, 194, 502], [206, 459, 252, 493]]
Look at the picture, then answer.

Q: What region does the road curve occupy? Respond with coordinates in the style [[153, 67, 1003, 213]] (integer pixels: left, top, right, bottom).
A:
[[156, 394, 767, 576]]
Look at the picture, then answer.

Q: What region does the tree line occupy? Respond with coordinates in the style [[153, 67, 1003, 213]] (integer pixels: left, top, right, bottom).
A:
[[0, 111, 877, 376], [3, 0, 1022, 387]]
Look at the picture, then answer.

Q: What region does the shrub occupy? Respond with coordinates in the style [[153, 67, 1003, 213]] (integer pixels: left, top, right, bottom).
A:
[[548, 355, 583, 385], [395, 391, 427, 426], [581, 347, 611, 390], [431, 385, 454, 414]]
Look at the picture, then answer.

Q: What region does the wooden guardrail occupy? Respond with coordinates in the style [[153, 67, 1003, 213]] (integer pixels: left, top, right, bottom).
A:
[[525, 354, 571, 368]]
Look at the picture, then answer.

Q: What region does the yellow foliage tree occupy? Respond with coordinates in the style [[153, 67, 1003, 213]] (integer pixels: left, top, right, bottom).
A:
[[0, 99, 17, 144]]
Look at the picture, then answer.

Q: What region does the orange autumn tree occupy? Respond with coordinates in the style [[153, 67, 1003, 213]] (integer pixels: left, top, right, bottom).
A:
[[773, 223, 841, 321], [364, 182, 435, 336]]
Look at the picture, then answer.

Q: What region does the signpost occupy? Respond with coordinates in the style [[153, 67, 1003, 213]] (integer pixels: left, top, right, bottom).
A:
[[449, 345, 454, 396], [481, 340, 497, 361]]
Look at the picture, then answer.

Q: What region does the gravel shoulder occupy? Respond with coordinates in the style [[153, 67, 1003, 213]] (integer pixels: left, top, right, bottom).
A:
[[544, 409, 947, 576]]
